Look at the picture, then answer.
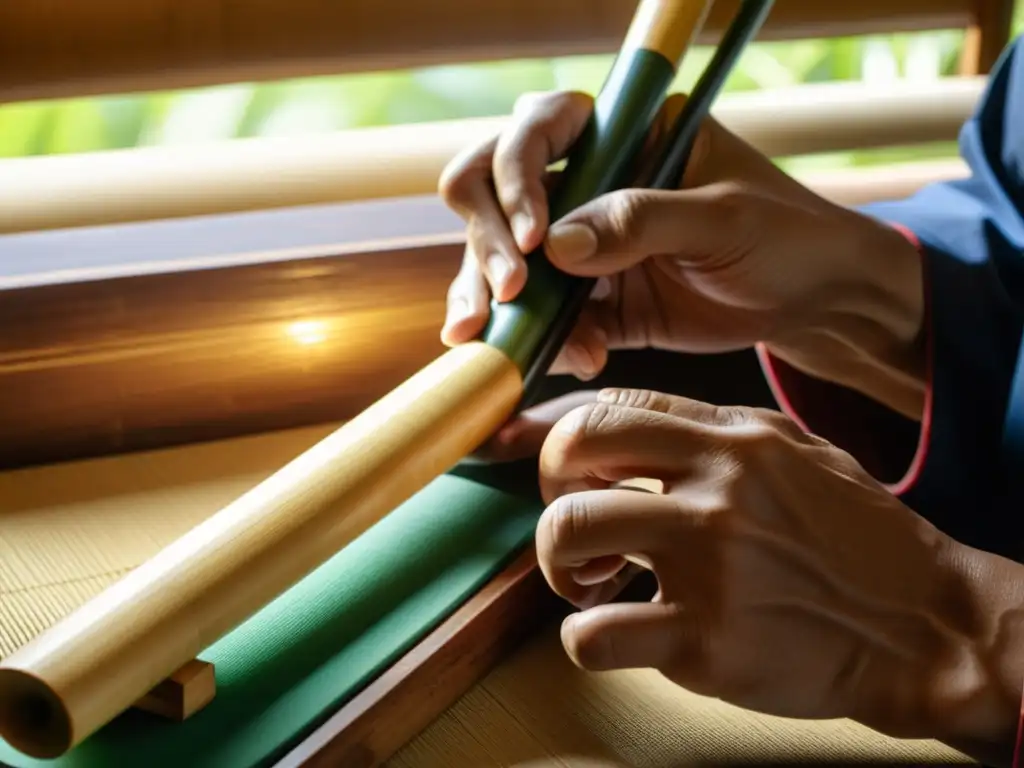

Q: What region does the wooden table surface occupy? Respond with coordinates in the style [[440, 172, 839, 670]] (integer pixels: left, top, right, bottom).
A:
[[0, 423, 972, 767], [390, 621, 970, 767]]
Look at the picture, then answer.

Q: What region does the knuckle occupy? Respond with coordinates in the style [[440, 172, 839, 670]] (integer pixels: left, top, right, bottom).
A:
[[545, 494, 592, 555], [598, 388, 662, 412], [707, 181, 760, 231], [731, 416, 784, 461], [604, 190, 647, 243], [557, 401, 616, 454], [436, 163, 465, 205], [711, 404, 751, 428], [754, 407, 805, 438], [511, 89, 557, 117], [437, 144, 485, 207]]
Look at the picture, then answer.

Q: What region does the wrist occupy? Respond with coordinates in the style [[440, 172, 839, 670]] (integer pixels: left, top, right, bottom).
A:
[[765, 211, 927, 420], [919, 542, 1024, 766]]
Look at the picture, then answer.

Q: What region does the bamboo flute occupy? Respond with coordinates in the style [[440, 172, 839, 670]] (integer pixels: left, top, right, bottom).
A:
[[0, 0, 762, 759]]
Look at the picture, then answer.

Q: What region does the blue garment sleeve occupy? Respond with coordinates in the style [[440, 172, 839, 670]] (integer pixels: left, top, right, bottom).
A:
[[760, 36, 1024, 559]]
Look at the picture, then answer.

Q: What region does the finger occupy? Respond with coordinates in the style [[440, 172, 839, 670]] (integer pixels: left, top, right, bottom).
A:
[[439, 133, 528, 302], [438, 133, 498, 221], [596, 388, 806, 443], [545, 306, 610, 381], [561, 601, 694, 672], [543, 183, 741, 277], [572, 555, 628, 586], [464, 216, 528, 303], [440, 249, 490, 345], [493, 91, 595, 253], [595, 388, 739, 425], [474, 390, 600, 463], [538, 401, 722, 499], [536, 488, 688, 605], [569, 561, 646, 611]]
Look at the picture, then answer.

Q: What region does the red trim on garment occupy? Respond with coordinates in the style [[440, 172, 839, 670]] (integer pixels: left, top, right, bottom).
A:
[[755, 222, 933, 497]]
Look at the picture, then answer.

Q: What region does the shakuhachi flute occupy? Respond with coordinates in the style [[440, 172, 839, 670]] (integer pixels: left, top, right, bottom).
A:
[[0, 0, 772, 759]]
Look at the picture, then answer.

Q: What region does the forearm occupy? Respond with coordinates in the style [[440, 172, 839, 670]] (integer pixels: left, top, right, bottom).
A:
[[766, 214, 928, 422]]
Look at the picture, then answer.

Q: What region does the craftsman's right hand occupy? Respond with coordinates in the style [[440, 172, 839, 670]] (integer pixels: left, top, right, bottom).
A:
[[438, 90, 925, 404]]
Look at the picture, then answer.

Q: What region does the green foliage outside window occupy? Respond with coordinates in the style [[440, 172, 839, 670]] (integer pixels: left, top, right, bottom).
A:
[[1, 4, 1022, 169]]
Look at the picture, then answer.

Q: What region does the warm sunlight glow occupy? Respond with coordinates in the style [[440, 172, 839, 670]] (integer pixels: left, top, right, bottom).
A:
[[286, 319, 328, 346]]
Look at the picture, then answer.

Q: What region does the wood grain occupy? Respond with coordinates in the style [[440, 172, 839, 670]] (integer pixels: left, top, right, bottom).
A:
[[0, 161, 967, 472], [0, 0, 997, 102], [383, 617, 971, 767], [0, 78, 983, 233], [273, 547, 562, 768], [960, 0, 1016, 74], [133, 660, 216, 722]]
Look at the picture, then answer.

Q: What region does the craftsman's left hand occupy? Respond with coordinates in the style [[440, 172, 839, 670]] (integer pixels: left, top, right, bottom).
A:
[[532, 387, 1024, 758]]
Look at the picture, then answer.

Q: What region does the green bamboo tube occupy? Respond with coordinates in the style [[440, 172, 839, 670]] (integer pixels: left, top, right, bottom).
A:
[[482, 0, 715, 403]]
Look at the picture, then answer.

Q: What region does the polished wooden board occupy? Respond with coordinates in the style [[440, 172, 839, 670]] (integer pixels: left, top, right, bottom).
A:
[[0, 197, 461, 469], [0, 158, 966, 471], [386, 619, 971, 767], [0, 0, 1008, 101]]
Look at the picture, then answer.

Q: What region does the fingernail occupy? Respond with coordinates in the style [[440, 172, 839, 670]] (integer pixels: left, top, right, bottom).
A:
[[486, 252, 512, 291], [573, 570, 608, 587], [566, 344, 597, 379], [591, 277, 612, 300], [442, 297, 471, 336], [547, 222, 598, 264], [511, 211, 533, 249]]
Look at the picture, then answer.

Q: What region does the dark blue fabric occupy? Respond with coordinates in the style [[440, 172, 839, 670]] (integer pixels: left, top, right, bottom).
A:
[[859, 37, 1024, 559]]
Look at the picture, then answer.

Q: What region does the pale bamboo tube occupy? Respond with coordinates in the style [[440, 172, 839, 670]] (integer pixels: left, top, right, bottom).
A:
[[798, 157, 970, 206], [0, 77, 984, 235], [0, 341, 523, 759]]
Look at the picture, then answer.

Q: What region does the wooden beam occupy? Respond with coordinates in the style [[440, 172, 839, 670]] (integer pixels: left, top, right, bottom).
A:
[[0, 0, 986, 102], [0, 77, 983, 234], [0, 159, 968, 470], [133, 660, 217, 722], [960, 0, 1016, 74]]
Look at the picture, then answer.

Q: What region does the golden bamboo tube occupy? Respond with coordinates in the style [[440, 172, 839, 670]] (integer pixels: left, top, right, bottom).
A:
[[0, 342, 522, 758]]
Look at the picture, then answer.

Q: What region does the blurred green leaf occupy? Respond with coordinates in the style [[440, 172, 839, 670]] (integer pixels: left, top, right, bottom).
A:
[[45, 99, 111, 154], [0, 102, 54, 157]]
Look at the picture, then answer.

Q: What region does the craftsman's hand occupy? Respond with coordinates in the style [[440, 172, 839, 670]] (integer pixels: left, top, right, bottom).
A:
[[438, 91, 926, 419], [533, 388, 1024, 765]]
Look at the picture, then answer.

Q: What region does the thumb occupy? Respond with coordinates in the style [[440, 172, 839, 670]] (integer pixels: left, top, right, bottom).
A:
[[543, 186, 735, 277]]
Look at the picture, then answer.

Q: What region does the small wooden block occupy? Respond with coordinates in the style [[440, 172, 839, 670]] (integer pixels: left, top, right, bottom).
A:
[[133, 659, 216, 722]]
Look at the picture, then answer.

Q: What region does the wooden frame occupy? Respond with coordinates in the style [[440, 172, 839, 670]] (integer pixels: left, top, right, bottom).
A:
[[0, 77, 984, 234], [0, 158, 968, 472], [0, 0, 1013, 101], [271, 547, 562, 768], [961, 0, 1018, 73]]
